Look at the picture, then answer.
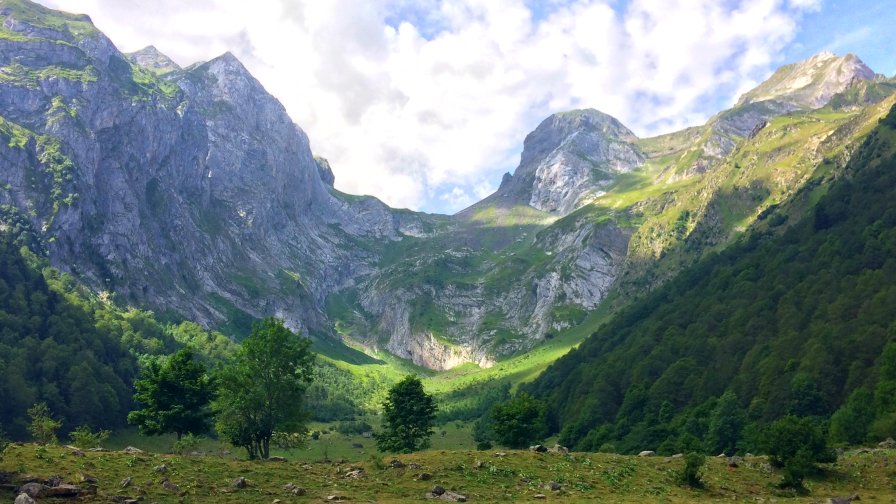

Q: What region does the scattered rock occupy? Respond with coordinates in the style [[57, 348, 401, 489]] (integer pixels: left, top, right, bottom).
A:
[[727, 456, 742, 468], [301, 464, 313, 470], [268, 456, 287, 462], [408, 463, 423, 469], [826, 494, 861, 504], [389, 459, 405, 468], [283, 482, 307, 496], [345, 469, 364, 479], [493, 452, 507, 457], [89, 447, 107, 452], [122, 446, 144, 454], [716, 453, 726, 458], [79, 472, 99, 485], [14, 494, 36, 504], [153, 464, 168, 474], [121, 477, 132, 488], [45, 484, 82, 497], [18, 482, 49, 498], [529, 445, 548, 453], [474, 459, 487, 469], [416, 473, 433, 481], [161, 480, 182, 494], [638, 451, 656, 457], [272, 500, 282, 504], [327, 495, 347, 501], [232, 476, 248, 489], [549, 444, 569, 455], [533, 495, 546, 500], [440, 491, 468, 502], [879, 438, 896, 448], [431, 485, 446, 496], [671, 453, 684, 459], [45, 475, 63, 487], [548, 481, 561, 492]]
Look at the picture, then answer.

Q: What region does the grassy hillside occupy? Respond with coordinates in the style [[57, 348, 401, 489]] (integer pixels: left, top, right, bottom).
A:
[[3, 443, 896, 503], [526, 103, 896, 453]]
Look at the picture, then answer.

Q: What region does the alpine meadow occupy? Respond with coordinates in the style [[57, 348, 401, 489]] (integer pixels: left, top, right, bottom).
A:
[[1, 0, 896, 502]]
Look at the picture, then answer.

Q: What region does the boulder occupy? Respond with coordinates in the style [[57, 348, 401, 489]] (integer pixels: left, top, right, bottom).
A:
[[440, 491, 467, 502], [879, 438, 896, 448], [493, 452, 507, 457], [161, 480, 182, 494], [232, 476, 248, 489], [122, 446, 143, 454], [826, 494, 860, 504], [416, 473, 433, 481], [431, 485, 446, 496], [326, 495, 347, 501], [549, 444, 569, 454], [389, 459, 405, 468], [345, 469, 364, 479], [153, 464, 168, 474], [638, 450, 655, 457], [14, 494, 36, 504], [534, 495, 546, 500], [529, 445, 548, 453], [45, 484, 82, 497], [548, 481, 561, 491], [268, 456, 287, 462], [18, 482, 49, 498]]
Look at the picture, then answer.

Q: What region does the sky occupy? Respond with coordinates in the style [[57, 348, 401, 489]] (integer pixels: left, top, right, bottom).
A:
[[40, 0, 896, 214]]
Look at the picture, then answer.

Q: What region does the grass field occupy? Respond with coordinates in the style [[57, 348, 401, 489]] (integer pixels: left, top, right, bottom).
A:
[[3, 443, 895, 503]]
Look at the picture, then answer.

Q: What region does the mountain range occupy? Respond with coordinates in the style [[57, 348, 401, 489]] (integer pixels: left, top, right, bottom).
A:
[[1, 0, 894, 374]]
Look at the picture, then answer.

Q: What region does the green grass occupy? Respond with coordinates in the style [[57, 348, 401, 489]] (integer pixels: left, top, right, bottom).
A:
[[4, 443, 896, 502]]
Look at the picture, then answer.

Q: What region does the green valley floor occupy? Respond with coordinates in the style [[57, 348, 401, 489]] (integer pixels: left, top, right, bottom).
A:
[[2, 444, 895, 503]]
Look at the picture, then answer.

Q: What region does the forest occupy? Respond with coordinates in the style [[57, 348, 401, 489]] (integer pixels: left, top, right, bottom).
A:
[[527, 105, 896, 454]]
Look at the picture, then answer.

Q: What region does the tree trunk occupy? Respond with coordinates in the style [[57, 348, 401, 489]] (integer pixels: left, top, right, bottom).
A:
[[262, 437, 270, 459]]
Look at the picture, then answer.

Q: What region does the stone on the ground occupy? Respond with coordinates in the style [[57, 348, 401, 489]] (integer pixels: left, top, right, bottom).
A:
[[120, 477, 132, 488], [18, 482, 48, 498], [638, 450, 655, 457], [533, 495, 546, 500], [14, 494, 36, 504], [431, 485, 446, 496], [529, 444, 548, 453], [122, 446, 143, 454], [232, 476, 248, 488]]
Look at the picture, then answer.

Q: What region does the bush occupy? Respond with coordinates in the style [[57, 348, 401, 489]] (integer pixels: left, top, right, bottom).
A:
[[335, 420, 373, 436], [28, 403, 61, 445], [173, 433, 202, 455], [69, 425, 110, 449], [678, 452, 705, 488], [761, 416, 836, 489]]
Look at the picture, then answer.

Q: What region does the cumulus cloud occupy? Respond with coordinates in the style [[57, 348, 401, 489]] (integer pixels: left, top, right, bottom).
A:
[[43, 0, 817, 213]]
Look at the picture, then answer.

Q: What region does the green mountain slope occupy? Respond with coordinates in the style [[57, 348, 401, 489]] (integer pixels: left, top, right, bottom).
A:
[[526, 104, 896, 454]]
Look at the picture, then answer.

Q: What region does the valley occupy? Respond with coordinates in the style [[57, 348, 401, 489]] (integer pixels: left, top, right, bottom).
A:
[[2, 0, 896, 501]]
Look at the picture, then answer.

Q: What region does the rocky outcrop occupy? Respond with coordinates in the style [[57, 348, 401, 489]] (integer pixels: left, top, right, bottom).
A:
[[460, 109, 645, 216], [126, 45, 181, 74]]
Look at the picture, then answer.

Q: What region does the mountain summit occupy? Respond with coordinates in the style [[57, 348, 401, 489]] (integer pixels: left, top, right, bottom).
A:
[[738, 51, 878, 109]]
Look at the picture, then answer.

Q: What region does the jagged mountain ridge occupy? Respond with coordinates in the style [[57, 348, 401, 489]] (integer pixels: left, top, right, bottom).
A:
[[1, 0, 894, 370]]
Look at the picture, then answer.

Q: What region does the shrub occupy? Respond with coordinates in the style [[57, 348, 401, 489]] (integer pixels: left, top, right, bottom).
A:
[[69, 425, 110, 449], [761, 416, 836, 490], [678, 452, 705, 488], [173, 433, 202, 455], [28, 403, 61, 445]]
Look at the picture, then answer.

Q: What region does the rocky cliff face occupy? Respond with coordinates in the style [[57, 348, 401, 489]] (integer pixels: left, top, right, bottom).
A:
[[0, 0, 428, 338], [1, 0, 890, 371], [461, 109, 645, 216]]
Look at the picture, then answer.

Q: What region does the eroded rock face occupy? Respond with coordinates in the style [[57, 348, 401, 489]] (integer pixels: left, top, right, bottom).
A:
[[0, 4, 425, 338], [462, 109, 645, 216]]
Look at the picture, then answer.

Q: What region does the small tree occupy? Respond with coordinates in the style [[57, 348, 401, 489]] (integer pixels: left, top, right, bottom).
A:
[[375, 375, 437, 453], [706, 391, 745, 455], [28, 403, 61, 445], [761, 416, 836, 489], [678, 452, 706, 488], [490, 393, 548, 449], [128, 347, 216, 440], [214, 318, 315, 459], [69, 425, 110, 448]]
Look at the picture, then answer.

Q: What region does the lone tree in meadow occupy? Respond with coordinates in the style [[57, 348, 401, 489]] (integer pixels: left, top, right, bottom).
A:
[[214, 318, 315, 459], [376, 375, 437, 453], [128, 347, 216, 440], [490, 393, 548, 449]]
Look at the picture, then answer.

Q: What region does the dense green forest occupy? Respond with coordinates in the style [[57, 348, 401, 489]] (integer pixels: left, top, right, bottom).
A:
[[527, 105, 896, 454], [0, 228, 370, 440]]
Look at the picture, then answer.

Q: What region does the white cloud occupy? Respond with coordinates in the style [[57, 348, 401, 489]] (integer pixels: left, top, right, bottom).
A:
[[42, 0, 816, 213]]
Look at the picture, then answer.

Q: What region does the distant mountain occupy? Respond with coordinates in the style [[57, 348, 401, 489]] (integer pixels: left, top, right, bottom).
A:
[[527, 103, 896, 454], [1, 0, 894, 371]]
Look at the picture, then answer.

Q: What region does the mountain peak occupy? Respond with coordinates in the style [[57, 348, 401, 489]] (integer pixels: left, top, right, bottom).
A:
[[126, 45, 181, 75], [737, 51, 877, 109]]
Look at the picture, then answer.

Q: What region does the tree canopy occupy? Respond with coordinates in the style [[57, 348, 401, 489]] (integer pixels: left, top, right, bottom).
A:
[[214, 318, 315, 459], [128, 347, 216, 440], [376, 375, 437, 453]]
